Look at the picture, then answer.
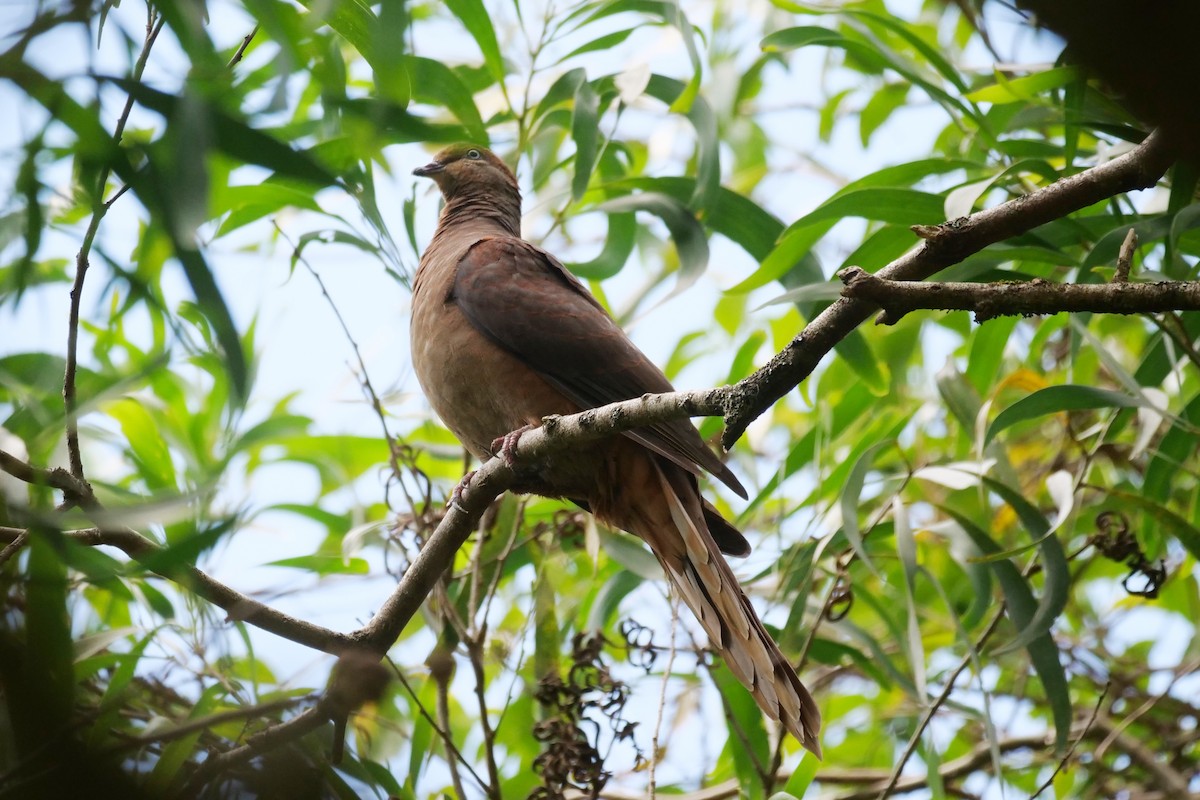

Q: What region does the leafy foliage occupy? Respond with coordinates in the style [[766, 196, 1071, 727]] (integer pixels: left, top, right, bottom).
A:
[[1, 1, 1198, 798]]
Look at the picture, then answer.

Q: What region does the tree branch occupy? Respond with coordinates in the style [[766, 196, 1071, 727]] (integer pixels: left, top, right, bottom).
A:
[[837, 267, 1200, 324], [0, 449, 351, 655], [720, 129, 1176, 449], [63, 10, 164, 482]]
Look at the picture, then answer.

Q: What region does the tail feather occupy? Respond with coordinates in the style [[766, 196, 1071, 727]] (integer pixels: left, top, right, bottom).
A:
[[646, 460, 823, 757]]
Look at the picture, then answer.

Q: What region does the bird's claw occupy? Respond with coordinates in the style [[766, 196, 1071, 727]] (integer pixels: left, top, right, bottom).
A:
[[448, 470, 476, 513], [489, 424, 534, 467]]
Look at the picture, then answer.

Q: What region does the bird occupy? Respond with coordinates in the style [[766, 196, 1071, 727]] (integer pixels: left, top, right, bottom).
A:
[[409, 143, 821, 756]]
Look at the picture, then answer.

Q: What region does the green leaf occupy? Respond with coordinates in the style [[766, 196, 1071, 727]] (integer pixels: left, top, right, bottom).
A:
[[941, 507, 1071, 751], [266, 555, 370, 575], [105, 398, 175, 490], [596, 192, 708, 290], [966, 66, 1082, 104], [840, 440, 893, 579], [533, 68, 586, 125], [110, 78, 339, 186], [835, 329, 890, 396], [711, 662, 770, 797], [729, 224, 825, 294], [149, 684, 224, 793], [643, 75, 720, 212], [986, 385, 1144, 445], [587, 569, 643, 630], [860, 83, 909, 146], [598, 528, 660, 580], [443, 0, 506, 80], [571, 79, 601, 201], [983, 478, 1070, 658], [407, 56, 487, 141], [567, 212, 636, 280], [24, 532, 75, 734], [559, 28, 636, 62], [783, 188, 946, 236], [762, 25, 857, 53]]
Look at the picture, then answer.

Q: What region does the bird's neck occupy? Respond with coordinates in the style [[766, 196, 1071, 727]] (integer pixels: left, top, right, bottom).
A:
[[436, 190, 522, 238]]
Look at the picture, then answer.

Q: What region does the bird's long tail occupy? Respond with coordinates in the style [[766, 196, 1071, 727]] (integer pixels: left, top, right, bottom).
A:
[[609, 455, 822, 757]]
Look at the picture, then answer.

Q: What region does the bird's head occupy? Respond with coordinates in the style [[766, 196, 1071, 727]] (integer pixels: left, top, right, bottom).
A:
[[413, 144, 519, 202]]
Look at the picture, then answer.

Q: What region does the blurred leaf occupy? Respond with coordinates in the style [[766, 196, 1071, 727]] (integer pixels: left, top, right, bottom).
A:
[[443, 0, 505, 80], [110, 78, 339, 186], [571, 79, 601, 201], [967, 66, 1082, 104], [407, 56, 487, 141], [596, 192, 708, 290], [860, 83, 909, 145], [567, 212, 635, 279], [643, 75, 720, 212]]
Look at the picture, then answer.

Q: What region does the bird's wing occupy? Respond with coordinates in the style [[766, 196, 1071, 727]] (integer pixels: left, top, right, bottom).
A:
[[452, 235, 747, 499]]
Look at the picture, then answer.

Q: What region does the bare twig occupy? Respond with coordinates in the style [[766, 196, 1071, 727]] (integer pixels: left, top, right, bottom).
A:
[[1030, 682, 1109, 799], [1091, 715, 1192, 796], [226, 24, 258, 68], [392, 664, 489, 795], [434, 659, 469, 800], [1115, 228, 1138, 282], [275, 222, 409, 488], [63, 11, 164, 482], [465, 636, 503, 799], [1094, 656, 1200, 761], [874, 606, 1008, 800], [648, 598, 680, 798], [0, 530, 29, 567], [837, 267, 1200, 324]]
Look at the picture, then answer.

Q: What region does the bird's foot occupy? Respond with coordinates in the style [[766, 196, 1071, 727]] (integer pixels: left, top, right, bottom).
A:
[[448, 470, 476, 513], [490, 424, 534, 467]]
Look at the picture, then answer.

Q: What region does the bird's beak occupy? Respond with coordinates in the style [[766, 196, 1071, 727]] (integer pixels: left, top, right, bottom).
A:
[[413, 160, 445, 177]]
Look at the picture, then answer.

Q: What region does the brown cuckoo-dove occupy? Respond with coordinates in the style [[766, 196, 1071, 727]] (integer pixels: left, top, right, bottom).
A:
[[410, 144, 821, 755]]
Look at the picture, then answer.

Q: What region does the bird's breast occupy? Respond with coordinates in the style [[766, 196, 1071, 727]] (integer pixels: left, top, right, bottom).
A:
[[410, 248, 579, 461]]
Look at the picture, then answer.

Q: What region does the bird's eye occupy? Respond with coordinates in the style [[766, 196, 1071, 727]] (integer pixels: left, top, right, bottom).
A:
[[466, 149, 482, 160]]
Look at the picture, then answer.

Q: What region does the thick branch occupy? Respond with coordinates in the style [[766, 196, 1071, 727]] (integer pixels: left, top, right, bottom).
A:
[[720, 130, 1175, 449], [838, 267, 1200, 324]]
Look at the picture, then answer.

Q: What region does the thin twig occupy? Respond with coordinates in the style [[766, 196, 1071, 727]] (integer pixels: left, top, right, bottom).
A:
[[63, 11, 164, 482], [0, 530, 29, 568], [874, 606, 1008, 800], [393, 666, 489, 795], [0, 448, 350, 654], [178, 707, 327, 797], [275, 222, 408, 491], [648, 597, 680, 799], [226, 24, 258, 68], [435, 663, 470, 800], [1115, 227, 1138, 282], [465, 636, 503, 799], [1030, 681, 1109, 799], [105, 695, 306, 753], [1094, 656, 1200, 760]]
